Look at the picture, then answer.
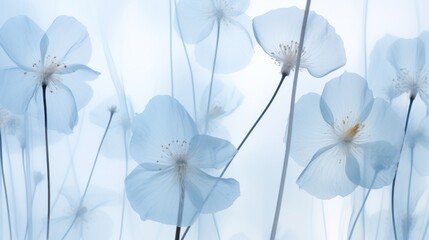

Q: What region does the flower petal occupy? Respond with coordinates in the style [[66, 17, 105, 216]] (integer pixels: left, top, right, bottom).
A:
[[297, 145, 357, 199], [387, 37, 425, 73], [125, 165, 199, 226], [195, 14, 254, 73], [176, 0, 216, 43], [130, 96, 198, 165], [0, 67, 38, 114], [290, 93, 336, 166], [0, 15, 43, 69], [185, 168, 239, 214], [187, 135, 236, 169], [321, 72, 373, 122], [45, 16, 92, 64]]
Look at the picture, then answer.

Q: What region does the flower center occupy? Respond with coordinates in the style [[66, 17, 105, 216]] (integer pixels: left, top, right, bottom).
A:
[[76, 206, 88, 217], [393, 68, 428, 99], [270, 40, 307, 76], [342, 123, 361, 142], [28, 55, 68, 87], [212, 0, 234, 22], [161, 140, 191, 178]]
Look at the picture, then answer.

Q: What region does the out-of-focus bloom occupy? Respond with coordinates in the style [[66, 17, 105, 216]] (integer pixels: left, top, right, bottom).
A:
[[290, 72, 403, 199], [403, 117, 429, 175], [126, 95, 239, 226], [198, 79, 242, 138], [177, 0, 254, 73], [253, 7, 346, 77], [368, 32, 429, 106], [0, 15, 99, 133]]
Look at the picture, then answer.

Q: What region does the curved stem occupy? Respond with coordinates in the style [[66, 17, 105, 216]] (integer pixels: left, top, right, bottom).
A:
[[0, 132, 12, 240], [174, 0, 197, 120], [270, 0, 312, 239], [348, 175, 377, 240], [204, 20, 221, 134], [118, 128, 129, 240], [42, 84, 51, 240], [181, 71, 287, 240], [406, 147, 414, 229], [61, 110, 115, 240], [169, 0, 174, 97], [391, 96, 415, 240]]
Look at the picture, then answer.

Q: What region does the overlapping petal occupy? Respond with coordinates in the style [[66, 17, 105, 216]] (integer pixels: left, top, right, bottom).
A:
[[187, 135, 236, 169]]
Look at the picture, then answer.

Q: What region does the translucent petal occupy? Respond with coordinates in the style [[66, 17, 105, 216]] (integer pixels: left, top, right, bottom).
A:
[[0, 67, 38, 114], [367, 35, 402, 100], [0, 15, 43, 70], [297, 145, 357, 199], [33, 82, 78, 134], [290, 93, 336, 166], [130, 95, 198, 165], [45, 16, 92, 64], [187, 135, 236, 169], [387, 37, 425, 73], [84, 210, 114, 240], [185, 168, 239, 214], [412, 144, 429, 176], [195, 14, 254, 73], [321, 72, 373, 123], [125, 165, 200, 226], [360, 99, 403, 148], [176, 0, 216, 43]]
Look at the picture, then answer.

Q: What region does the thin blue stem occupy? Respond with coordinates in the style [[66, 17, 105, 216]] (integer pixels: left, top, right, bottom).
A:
[[41, 84, 51, 240], [175, 183, 185, 240], [0, 132, 12, 240], [118, 128, 129, 240], [391, 96, 415, 240], [169, 0, 175, 97], [204, 20, 221, 134], [270, 0, 312, 239], [348, 175, 377, 240], [406, 147, 414, 229], [61, 110, 115, 240], [174, 0, 197, 120]]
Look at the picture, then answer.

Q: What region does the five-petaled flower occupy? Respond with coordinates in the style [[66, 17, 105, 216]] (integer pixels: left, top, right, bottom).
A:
[[253, 7, 346, 77], [125, 95, 239, 226], [0, 15, 99, 133], [290, 72, 403, 199]]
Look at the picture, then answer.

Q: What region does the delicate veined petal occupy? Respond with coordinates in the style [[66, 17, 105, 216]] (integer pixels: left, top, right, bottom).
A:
[[387, 38, 425, 73], [321, 72, 373, 123], [290, 93, 337, 166], [176, 0, 217, 43], [45, 16, 92, 64], [33, 82, 78, 134], [0, 15, 43, 70], [0, 67, 38, 114], [195, 14, 254, 73], [125, 166, 199, 227], [297, 145, 357, 199], [130, 96, 198, 166], [187, 135, 236, 169], [252, 7, 346, 77], [185, 167, 239, 213]]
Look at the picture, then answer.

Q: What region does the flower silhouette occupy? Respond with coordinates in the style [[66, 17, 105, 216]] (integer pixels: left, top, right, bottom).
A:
[[126, 95, 239, 226], [0, 15, 99, 133], [253, 7, 346, 77], [290, 72, 403, 199]]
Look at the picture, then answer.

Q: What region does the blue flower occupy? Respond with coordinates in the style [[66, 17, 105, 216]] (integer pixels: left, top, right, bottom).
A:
[[290, 72, 403, 199], [125, 95, 239, 226], [368, 32, 429, 105], [404, 117, 429, 175], [253, 7, 346, 77], [176, 0, 254, 73], [0, 16, 99, 133]]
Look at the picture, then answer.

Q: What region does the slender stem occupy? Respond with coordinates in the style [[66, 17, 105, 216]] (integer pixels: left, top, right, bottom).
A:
[[41, 84, 51, 240], [406, 147, 414, 229], [174, 0, 197, 120], [118, 128, 129, 240], [61, 110, 115, 240], [204, 20, 221, 134], [321, 201, 328, 240], [270, 1, 312, 239], [362, 0, 368, 78], [391, 96, 415, 240], [169, 0, 174, 97], [181, 73, 288, 240], [348, 175, 377, 240], [175, 184, 185, 240], [0, 132, 12, 240]]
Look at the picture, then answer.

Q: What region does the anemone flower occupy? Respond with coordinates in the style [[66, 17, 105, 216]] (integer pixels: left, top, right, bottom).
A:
[[0, 15, 99, 133], [290, 72, 403, 199], [369, 32, 429, 107], [125, 95, 239, 229], [253, 7, 346, 77]]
